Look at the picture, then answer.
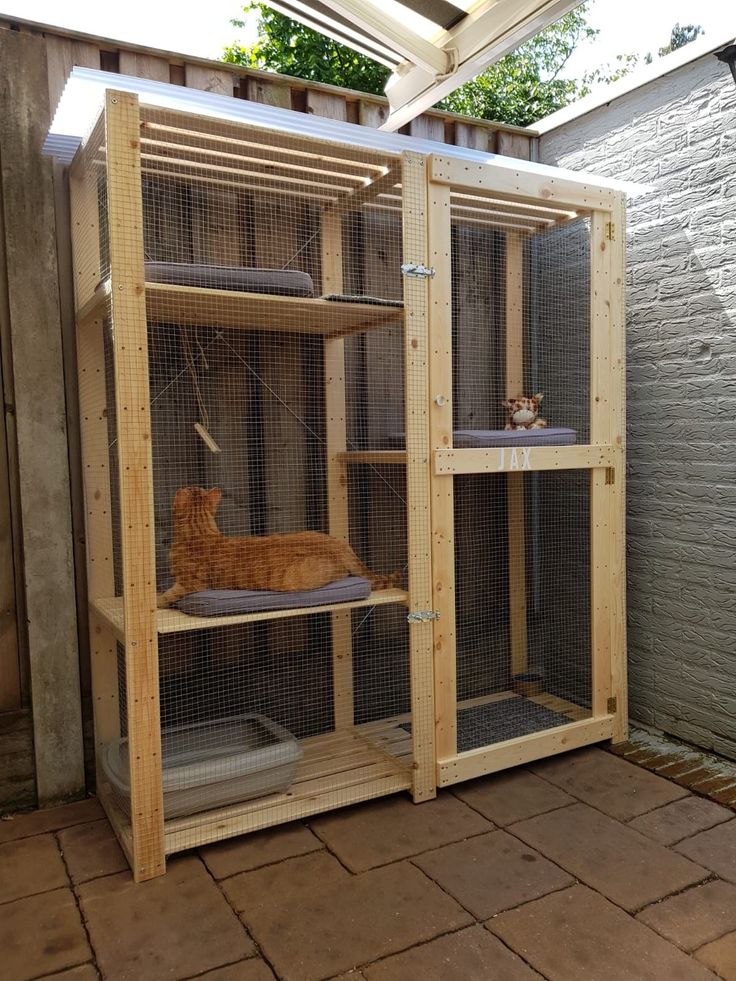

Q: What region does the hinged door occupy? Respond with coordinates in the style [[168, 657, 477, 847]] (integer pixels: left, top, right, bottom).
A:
[[426, 155, 626, 786]]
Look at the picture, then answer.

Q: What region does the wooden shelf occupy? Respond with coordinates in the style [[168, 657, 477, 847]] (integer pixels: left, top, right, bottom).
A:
[[338, 451, 406, 465], [91, 587, 409, 640], [78, 280, 403, 337], [163, 722, 413, 853]]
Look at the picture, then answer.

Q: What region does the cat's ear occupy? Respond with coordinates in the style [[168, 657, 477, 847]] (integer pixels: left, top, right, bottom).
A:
[[206, 487, 223, 511], [172, 487, 189, 516], [534, 392, 544, 402]]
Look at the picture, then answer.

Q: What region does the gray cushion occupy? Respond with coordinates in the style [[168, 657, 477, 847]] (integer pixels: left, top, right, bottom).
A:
[[389, 428, 577, 449], [145, 261, 315, 297], [452, 428, 577, 447], [175, 576, 371, 617], [322, 294, 403, 307]]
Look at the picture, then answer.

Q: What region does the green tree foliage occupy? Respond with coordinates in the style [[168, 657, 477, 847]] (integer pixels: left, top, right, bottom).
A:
[[659, 23, 704, 56], [645, 23, 704, 63], [223, 3, 634, 126], [224, 3, 389, 94]]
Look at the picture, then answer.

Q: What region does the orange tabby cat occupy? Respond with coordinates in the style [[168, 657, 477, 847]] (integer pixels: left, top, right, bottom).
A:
[[158, 486, 400, 608]]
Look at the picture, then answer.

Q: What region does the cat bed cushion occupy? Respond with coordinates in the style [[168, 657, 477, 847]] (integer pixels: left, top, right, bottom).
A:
[[452, 428, 577, 448], [388, 428, 577, 449], [144, 262, 315, 297], [174, 575, 372, 617], [322, 294, 404, 308]]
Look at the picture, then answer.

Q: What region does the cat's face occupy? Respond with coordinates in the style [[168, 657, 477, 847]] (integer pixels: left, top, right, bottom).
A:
[[173, 486, 223, 519]]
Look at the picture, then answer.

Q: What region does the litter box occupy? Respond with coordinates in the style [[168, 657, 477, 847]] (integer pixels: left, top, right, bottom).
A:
[[101, 713, 303, 819]]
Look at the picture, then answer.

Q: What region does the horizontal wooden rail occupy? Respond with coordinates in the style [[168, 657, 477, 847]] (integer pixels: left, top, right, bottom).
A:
[[429, 155, 616, 212], [437, 716, 615, 786], [434, 443, 621, 475]]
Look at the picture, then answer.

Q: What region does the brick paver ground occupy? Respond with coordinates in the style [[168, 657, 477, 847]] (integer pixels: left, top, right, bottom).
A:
[[2, 745, 736, 981]]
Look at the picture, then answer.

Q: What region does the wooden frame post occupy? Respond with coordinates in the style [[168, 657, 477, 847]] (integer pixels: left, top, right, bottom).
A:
[[609, 195, 628, 742], [105, 91, 165, 881], [427, 180, 457, 762], [589, 210, 615, 724], [505, 232, 528, 677], [76, 315, 120, 752], [321, 210, 353, 729], [401, 152, 436, 801]]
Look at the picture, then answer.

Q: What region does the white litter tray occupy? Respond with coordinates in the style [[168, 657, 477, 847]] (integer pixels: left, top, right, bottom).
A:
[[101, 713, 303, 818]]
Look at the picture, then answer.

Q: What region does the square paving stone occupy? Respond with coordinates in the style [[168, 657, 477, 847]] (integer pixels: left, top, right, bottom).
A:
[[221, 851, 349, 914], [0, 798, 103, 844], [58, 819, 128, 884], [363, 924, 540, 980], [695, 932, 736, 980], [629, 798, 734, 846], [413, 830, 573, 919], [637, 880, 736, 952], [310, 792, 492, 872], [238, 860, 472, 981], [188, 960, 276, 980], [489, 884, 718, 981], [528, 747, 689, 820], [510, 803, 707, 912], [78, 855, 254, 981], [1, 888, 91, 981], [0, 832, 68, 903], [200, 823, 323, 879], [44, 967, 99, 980], [452, 769, 574, 826], [675, 820, 736, 883]]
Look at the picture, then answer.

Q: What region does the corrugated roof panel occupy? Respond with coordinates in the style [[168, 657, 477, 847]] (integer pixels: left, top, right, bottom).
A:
[[44, 68, 647, 198]]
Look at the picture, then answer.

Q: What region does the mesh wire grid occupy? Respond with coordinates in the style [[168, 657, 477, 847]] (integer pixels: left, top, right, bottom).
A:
[[74, 94, 607, 865]]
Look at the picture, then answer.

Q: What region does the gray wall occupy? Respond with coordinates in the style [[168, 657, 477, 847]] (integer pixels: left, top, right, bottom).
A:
[[540, 52, 736, 758]]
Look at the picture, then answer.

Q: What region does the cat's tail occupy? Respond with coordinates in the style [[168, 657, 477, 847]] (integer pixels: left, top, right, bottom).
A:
[[338, 542, 402, 592]]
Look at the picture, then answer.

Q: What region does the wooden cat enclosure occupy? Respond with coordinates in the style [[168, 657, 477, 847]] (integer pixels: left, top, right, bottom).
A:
[[69, 89, 626, 881]]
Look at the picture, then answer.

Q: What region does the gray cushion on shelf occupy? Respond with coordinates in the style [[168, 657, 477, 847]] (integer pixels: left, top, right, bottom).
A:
[[144, 261, 315, 297], [174, 576, 372, 617], [388, 428, 577, 448], [452, 428, 577, 447], [322, 293, 404, 307]]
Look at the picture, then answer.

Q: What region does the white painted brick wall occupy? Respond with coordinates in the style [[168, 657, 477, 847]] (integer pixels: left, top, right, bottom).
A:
[[540, 53, 736, 758]]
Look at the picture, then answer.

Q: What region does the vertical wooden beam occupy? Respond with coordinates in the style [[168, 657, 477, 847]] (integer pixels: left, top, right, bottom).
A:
[[76, 316, 119, 750], [427, 181, 456, 761], [589, 210, 614, 723], [608, 196, 627, 741], [401, 152, 436, 802], [0, 27, 84, 804], [105, 91, 165, 881], [505, 232, 528, 676], [322, 210, 353, 729]]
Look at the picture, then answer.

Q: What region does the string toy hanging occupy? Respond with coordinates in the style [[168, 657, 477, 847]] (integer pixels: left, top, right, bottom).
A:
[[181, 326, 221, 454]]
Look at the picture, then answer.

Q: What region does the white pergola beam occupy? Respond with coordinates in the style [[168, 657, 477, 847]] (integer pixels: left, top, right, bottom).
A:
[[382, 0, 580, 130], [315, 0, 452, 75]]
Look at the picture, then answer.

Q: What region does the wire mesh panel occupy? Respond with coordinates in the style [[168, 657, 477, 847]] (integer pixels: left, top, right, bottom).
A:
[[450, 212, 592, 439], [438, 193, 601, 767], [73, 94, 438, 870], [454, 471, 592, 753]]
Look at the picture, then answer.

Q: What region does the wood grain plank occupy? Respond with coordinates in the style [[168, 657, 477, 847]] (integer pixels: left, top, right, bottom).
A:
[[105, 90, 165, 881]]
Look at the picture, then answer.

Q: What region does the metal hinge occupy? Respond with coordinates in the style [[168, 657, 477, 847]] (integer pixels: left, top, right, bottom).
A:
[[407, 610, 441, 623], [401, 262, 436, 279], [607, 696, 618, 714], [605, 221, 615, 241]]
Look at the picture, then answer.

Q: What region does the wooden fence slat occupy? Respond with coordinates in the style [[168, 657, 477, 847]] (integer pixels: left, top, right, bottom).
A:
[[307, 90, 348, 121], [119, 51, 170, 82], [184, 65, 234, 96]]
